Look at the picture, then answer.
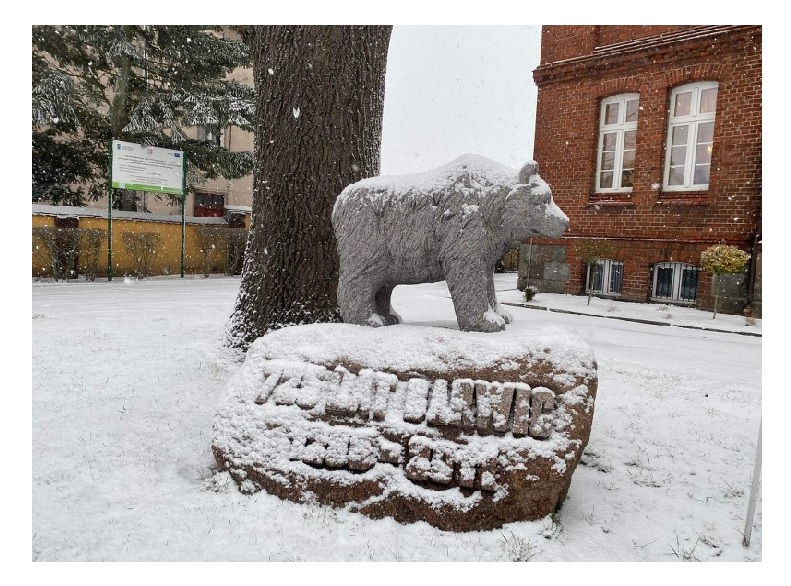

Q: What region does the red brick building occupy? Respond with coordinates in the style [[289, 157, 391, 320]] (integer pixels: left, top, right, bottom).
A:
[[521, 25, 762, 317]]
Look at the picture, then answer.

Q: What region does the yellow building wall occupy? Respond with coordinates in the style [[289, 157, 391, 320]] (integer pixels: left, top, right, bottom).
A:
[[32, 215, 55, 228], [33, 211, 250, 279]]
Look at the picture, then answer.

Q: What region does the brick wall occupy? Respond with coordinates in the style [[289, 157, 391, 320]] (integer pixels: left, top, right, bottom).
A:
[[528, 25, 761, 315], [540, 26, 597, 64]]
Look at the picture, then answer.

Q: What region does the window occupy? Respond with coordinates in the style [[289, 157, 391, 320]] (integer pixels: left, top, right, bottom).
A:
[[194, 192, 225, 217], [651, 262, 699, 303], [586, 259, 624, 295], [198, 126, 224, 148], [663, 82, 718, 191], [596, 94, 639, 192]]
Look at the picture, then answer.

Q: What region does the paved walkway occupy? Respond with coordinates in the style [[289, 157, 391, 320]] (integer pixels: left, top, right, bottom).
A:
[[501, 301, 762, 337]]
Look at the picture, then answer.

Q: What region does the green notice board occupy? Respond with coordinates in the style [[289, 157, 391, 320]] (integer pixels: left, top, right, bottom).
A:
[[111, 140, 185, 195]]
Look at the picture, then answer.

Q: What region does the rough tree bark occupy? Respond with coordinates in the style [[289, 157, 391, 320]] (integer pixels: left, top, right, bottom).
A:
[[225, 25, 392, 353]]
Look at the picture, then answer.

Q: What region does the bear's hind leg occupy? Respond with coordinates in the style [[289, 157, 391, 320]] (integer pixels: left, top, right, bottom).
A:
[[338, 270, 390, 327], [375, 285, 401, 325]]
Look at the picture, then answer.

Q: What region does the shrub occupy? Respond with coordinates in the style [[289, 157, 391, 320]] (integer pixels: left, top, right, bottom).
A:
[[195, 226, 228, 277], [700, 244, 750, 319], [226, 228, 248, 276], [32, 227, 55, 279], [524, 285, 538, 303], [700, 245, 750, 275], [194, 226, 249, 277], [32, 226, 80, 281], [121, 232, 160, 279], [80, 229, 106, 281]]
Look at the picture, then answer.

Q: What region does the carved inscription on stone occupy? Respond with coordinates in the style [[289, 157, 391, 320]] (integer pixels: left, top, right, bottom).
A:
[[264, 368, 558, 438], [245, 366, 565, 494]]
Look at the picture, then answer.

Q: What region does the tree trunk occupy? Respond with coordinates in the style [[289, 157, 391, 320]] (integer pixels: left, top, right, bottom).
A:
[[587, 261, 596, 305], [111, 26, 138, 212], [225, 25, 392, 353]]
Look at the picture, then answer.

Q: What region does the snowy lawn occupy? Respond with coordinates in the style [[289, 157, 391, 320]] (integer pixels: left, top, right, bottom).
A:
[[30, 273, 762, 569]]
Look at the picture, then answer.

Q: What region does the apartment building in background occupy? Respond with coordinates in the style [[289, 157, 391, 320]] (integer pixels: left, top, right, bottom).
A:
[[115, 62, 255, 220], [35, 27, 255, 221]]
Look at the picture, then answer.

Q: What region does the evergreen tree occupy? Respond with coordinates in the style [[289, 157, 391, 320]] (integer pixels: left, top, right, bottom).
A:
[[225, 25, 392, 354], [32, 25, 255, 208]]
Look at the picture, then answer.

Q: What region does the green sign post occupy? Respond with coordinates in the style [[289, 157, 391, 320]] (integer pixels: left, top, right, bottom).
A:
[[108, 140, 187, 280]]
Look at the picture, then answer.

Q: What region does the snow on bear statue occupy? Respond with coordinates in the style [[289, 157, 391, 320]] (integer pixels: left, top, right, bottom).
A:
[[331, 154, 569, 332]]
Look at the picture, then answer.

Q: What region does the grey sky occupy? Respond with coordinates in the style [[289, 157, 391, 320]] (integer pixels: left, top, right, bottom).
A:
[[380, 25, 542, 175]]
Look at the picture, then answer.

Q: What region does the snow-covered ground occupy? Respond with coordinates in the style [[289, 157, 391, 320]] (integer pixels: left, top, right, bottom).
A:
[[30, 273, 763, 573]]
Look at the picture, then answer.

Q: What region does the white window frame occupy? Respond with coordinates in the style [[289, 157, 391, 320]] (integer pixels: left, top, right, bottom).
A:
[[663, 81, 718, 192], [586, 259, 624, 296], [651, 262, 699, 303], [595, 93, 639, 193]]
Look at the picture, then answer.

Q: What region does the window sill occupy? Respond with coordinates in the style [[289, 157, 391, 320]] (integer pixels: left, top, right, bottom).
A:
[[587, 292, 623, 300], [588, 192, 633, 206], [650, 297, 696, 306], [655, 192, 709, 206]]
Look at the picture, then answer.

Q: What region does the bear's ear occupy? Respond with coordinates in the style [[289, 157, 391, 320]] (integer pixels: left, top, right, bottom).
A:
[[518, 161, 539, 183]]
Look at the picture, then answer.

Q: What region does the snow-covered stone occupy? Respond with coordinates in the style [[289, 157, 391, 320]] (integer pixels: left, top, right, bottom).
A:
[[212, 322, 597, 531]]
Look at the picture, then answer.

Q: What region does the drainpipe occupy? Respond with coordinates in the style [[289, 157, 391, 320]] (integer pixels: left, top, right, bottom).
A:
[[526, 238, 533, 289], [746, 231, 760, 308]]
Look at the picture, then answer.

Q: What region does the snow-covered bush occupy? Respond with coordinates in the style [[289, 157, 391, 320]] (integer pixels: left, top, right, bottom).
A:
[[524, 285, 538, 302], [700, 245, 750, 275], [700, 244, 750, 319]]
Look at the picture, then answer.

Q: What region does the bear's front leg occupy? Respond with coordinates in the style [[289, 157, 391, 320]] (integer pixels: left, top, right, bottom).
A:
[[487, 270, 513, 324], [444, 256, 506, 333]]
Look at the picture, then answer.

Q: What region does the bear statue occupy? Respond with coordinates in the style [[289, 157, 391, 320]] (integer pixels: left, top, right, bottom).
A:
[[331, 154, 569, 332]]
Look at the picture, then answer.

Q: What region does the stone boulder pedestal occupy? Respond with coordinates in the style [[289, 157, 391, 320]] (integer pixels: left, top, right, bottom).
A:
[[212, 322, 598, 532]]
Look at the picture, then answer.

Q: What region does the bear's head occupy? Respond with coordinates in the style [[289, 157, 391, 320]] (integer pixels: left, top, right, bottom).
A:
[[501, 162, 568, 240]]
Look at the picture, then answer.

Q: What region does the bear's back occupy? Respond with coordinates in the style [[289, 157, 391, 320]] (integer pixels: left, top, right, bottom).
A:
[[333, 154, 519, 224]]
